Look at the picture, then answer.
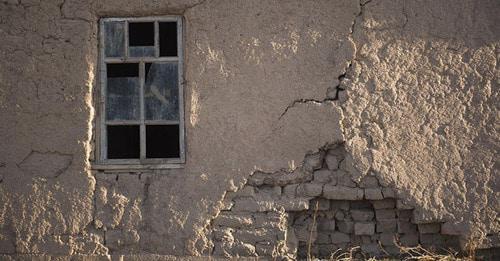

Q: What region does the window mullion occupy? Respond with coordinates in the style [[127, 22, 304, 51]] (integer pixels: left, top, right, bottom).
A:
[[139, 61, 146, 160], [155, 21, 159, 58], [124, 20, 129, 59]]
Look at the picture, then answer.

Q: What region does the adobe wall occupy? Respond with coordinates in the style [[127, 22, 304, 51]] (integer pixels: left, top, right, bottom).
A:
[[0, 0, 498, 259]]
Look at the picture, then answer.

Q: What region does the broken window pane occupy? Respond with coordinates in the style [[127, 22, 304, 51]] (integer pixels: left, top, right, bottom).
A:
[[159, 22, 177, 57], [144, 62, 179, 120], [129, 22, 155, 57], [107, 125, 140, 159], [104, 21, 125, 57], [146, 125, 179, 158], [106, 63, 140, 120]]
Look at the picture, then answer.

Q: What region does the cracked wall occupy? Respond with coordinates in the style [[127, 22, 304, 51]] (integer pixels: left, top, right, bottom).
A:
[[0, 0, 498, 259]]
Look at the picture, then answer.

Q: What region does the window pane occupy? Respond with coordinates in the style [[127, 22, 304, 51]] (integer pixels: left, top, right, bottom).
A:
[[159, 22, 177, 57], [144, 62, 179, 120], [107, 125, 140, 159], [129, 22, 155, 57], [104, 21, 125, 57], [146, 125, 180, 158], [129, 22, 154, 46], [129, 46, 155, 57], [106, 63, 140, 121]]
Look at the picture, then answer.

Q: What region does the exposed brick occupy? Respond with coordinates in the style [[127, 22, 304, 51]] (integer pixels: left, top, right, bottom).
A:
[[283, 184, 298, 198], [335, 170, 357, 187], [297, 183, 323, 197], [335, 210, 345, 221], [399, 233, 419, 246], [323, 185, 363, 200], [354, 222, 375, 235], [319, 244, 337, 257], [316, 233, 331, 244], [375, 209, 396, 220], [325, 154, 340, 170], [233, 229, 276, 244], [231, 242, 257, 257], [397, 209, 413, 220], [418, 223, 441, 234], [364, 188, 384, 200], [351, 209, 374, 221], [213, 213, 253, 228], [361, 243, 381, 255], [350, 200, 372, 209], [313, 169, 332, 183], [255, 242, 274, 256], [226, 186, 255, 200], [256, 185, 281, 198], [396, 199, 413, 210], [317, 218, 336, 231], [376, 220, 397, 233], [379, 233, 397, 246], [220, 199, 234, 211], [311, 198, 330, 211], [304, 153, 323, 171], [382, 187, 396, 198], [330, 232, 351, 244], [371, 199, 396, 209], [337, 221, 354, 233], [253, 212, 284, 229], [398, 221, 417, 234], [331, 200, 350, 210], [359, 176, 379, 188], [213, 228, 234, 242]]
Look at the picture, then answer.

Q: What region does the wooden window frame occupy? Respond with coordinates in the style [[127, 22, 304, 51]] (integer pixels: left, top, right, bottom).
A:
[[93, 16, 185, 170]]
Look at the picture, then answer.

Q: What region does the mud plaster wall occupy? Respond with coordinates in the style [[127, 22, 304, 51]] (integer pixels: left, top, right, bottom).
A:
[[0, 0, 498, 257]]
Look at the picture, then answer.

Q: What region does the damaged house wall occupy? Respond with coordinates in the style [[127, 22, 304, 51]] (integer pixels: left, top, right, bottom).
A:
[[0, 0, 498, 258]]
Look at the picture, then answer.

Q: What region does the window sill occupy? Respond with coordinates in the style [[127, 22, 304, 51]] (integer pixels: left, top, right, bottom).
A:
[[91, 163, 184, 170]]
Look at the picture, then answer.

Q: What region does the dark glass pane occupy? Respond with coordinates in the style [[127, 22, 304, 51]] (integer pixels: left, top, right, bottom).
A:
[[107, 125, 140, 159], [129, 22, 154, 46], [146, 125, 180, 158], [159, 22, 177, 57], [104, 21, 125, 57], [107, 63, 139, 77], [144, 62, 179, 120], [106, 63, 140, 120]]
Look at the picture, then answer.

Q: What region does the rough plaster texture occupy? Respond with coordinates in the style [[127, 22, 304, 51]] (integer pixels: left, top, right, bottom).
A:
[[0, 0, 498, 258]]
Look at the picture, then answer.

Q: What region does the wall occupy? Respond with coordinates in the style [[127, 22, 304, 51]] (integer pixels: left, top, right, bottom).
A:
[[0, 0, 498, 259]]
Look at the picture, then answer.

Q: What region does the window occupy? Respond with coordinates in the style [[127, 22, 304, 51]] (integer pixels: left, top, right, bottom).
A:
[[96, 16, 184, 168]]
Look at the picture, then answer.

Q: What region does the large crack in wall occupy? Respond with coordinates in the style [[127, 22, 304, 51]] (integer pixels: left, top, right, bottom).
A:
[[0, 0, 498, 259], [208, 144, 461, 259]]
